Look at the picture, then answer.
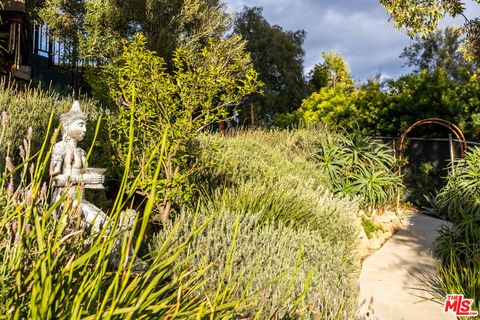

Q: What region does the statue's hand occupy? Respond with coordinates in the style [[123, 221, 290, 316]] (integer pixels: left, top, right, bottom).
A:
[[83, 173, 105, 185]]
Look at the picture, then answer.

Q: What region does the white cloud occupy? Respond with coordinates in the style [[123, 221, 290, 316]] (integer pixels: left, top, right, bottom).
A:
[[225, 0, 414, 81], [225, 0, 480, 82]]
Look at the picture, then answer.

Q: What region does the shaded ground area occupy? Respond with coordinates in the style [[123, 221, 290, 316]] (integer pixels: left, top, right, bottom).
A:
[[358, 213, 454, 320]]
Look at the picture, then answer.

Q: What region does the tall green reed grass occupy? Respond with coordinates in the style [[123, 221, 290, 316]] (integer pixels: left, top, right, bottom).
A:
[[0, 109, 246, 318]]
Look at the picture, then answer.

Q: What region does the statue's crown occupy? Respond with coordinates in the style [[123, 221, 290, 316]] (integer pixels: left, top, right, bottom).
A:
[[60, 100, 88, 124]]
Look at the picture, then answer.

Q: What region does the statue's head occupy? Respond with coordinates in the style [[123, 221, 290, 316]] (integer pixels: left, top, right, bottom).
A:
[[60, 101, 88, 142]]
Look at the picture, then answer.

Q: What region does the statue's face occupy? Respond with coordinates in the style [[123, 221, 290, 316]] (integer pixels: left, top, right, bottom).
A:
[[67, 119, 87, 141]]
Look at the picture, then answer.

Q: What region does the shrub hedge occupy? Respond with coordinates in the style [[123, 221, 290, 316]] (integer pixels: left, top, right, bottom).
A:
[[154, 129, 362, 319]]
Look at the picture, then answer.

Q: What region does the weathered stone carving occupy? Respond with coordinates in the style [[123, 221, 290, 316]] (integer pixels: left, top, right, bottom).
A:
[[50, 100, 145, 270]]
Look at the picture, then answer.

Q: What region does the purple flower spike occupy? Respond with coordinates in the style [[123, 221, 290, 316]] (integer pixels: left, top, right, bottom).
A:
[[40, 182, 47, 201], [27, 127, 33, 141], [1, 111, 8, 125], [7, 180, 14, 196], [5, 157, 14, 172], [25, 223, 32, 236], [19, 145, 25, 159], [25, 189, 33, 205]]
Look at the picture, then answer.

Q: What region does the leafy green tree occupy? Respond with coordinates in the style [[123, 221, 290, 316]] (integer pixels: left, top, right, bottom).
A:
[[234, 7, 307, 121], [308, 51, 355, 92], [353, 69, 466, 137], [297, 88, 358, 127], [39, 0, 262, 223], [297, 64, 480, 139], [380, 0, 480, 65], [101, 35, 260, 223], [298, 51, 356, 127], [455, 72, 480, 136], [354, 69, 480, 138], [124, 0, 231, 63], [353, 81, 392, 134], [295, 48, 480, 139], [307, 63, 329, 93], [37, 0, 127, 63], [400, 26, 475, 81], [387, 69, 464, 131]]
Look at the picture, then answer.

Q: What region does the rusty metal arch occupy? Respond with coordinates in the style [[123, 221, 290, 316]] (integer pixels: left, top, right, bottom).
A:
[[396, 118, 467, 211], [398, 118, 467, 162]]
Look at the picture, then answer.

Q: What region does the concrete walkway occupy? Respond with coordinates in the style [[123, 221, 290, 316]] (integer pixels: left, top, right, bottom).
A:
[[358, 213, 455, 320]]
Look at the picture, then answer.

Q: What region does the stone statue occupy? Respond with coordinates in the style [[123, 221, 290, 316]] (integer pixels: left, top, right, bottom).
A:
[[50, 101, 145, 270]]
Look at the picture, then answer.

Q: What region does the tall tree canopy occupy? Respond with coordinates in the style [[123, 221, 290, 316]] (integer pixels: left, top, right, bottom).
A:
[[36, 0, 230, 64], [298, 51, 357, 127], [380, 0, 480, 65], [400, 26, 475, 80], [234, 7, 307, 121]]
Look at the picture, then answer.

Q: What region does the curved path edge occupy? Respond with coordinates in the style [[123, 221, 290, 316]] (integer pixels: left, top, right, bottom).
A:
[[358, 213, 455, 320]]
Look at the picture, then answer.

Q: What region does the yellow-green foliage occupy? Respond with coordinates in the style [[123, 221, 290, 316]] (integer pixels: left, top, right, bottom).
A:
[[298, 87, 360, 127], [361, 217, 381, 239], [95, 34, 260, 221], [298, 50, 357, 128]]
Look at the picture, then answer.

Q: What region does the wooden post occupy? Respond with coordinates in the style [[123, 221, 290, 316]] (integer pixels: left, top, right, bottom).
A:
[[219, 122, 225, 137], [395, 137, 401, 213], [449, 133, 455, 174], [250, 103, 255, 128]]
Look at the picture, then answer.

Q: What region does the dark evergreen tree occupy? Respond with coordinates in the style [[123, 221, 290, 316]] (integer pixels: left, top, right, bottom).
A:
[[234, 7, 307, 122]]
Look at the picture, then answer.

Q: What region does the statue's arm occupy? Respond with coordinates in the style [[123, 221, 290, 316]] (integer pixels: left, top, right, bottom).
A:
[[50, 157, 67, 187], [79, 149, 104, 185]]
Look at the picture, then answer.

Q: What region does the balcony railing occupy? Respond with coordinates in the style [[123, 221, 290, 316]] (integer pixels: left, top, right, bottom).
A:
[[32, 24, 97, 69], [1, 0, 26, 13]]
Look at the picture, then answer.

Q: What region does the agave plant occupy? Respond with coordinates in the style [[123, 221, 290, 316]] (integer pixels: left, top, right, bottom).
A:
[[342, 165, 400, 211], [314, 135, 348, 185], [314, 131, 402, 212], [341, 132, 395, 171]]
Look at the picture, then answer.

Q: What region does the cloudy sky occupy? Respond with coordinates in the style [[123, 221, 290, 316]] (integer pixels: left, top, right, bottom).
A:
[[224, 0, 480, 83]]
